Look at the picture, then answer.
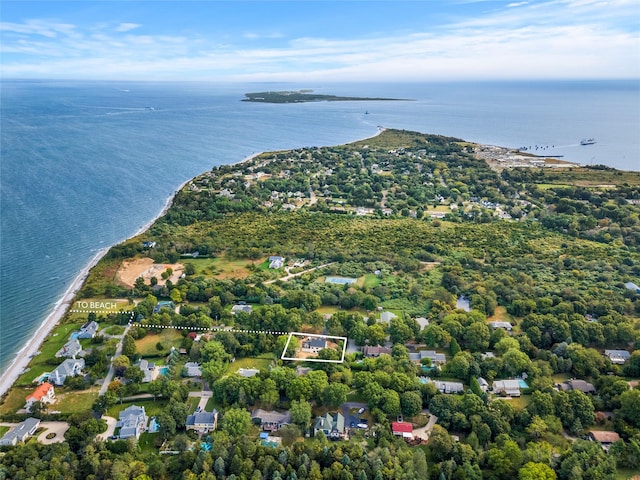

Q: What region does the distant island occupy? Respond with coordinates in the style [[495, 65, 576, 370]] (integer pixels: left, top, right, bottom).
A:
[[243, 89, 407, 103]]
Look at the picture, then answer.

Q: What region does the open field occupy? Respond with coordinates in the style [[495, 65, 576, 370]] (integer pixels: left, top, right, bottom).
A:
[[116, 258, 184, 288], [226, 354, 275, 375], [66, 298, 132, 321], [55, 391, 98, 413], [184, 255, 266, 280], [135, 329, 184, 356]]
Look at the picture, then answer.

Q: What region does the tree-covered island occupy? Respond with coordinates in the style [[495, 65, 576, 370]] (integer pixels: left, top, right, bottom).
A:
[[1, 129, 639, 480], [242, 90, 406, 103]]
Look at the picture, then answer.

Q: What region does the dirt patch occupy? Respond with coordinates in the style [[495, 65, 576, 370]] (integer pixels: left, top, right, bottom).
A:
[[116, 258, 184, 288]]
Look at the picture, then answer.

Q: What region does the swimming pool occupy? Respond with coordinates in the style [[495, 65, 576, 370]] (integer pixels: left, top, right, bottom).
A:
[[159, 366, 169, 376], [517, 379, 529, 389]]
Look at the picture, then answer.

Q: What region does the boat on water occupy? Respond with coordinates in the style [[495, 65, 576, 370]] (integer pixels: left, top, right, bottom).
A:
[[580, 138, 596, 145]]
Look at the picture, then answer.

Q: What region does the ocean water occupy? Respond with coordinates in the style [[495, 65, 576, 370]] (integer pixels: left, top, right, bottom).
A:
[[1, 79, 638, 372]]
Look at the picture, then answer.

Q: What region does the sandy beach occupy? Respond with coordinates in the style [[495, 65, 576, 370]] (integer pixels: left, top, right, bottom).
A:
[[0, 180, 190, 399]]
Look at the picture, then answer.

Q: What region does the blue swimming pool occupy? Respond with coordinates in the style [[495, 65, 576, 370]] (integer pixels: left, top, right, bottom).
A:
[[159, 366, 169, 376], [70, 332, 79, 339], [518, 379, 529, 389]]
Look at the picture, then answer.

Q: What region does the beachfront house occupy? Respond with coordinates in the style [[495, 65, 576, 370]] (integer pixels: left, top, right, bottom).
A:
[[78, 320, 99, 339], [55, 338, 82, 359], [117, 405, 148, 439], [0, 418, 40, 446], [50, 358, 85, 386], [186, 410, 218, 434], [251, 409, 291, 431], [24, 382, 55, 410], [493, 379, 521, 397]]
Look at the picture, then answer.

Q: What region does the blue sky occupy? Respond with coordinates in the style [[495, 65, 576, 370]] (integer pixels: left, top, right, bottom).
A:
[[1, 0, 638, 81]]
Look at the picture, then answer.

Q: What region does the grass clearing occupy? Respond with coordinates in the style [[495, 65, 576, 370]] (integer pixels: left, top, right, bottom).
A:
[[362, 274, 381, 289], [0, 387, 30, 415], [55, 390, 99, 413], [107, 399, 168, 419], [0, 426, 10, 437], [136, 330, 184, 356], [226, 354, 275, 375]]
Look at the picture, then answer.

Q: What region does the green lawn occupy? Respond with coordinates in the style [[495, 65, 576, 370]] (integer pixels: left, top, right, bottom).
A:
[[0, 426, 10, 437], [138, 432, 162, 453], [55, 390, 99, 413], [362, 274, 381, 289], [135, 330, 184, 356], [226, 354, 275, 375], [107, 399, 168, 418]]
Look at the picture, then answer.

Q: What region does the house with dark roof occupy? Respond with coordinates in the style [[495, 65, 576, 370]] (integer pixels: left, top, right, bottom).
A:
[[302, 337, 327, 353], [117, 405, 148, 439], [78, 320, 99, 339], [251, 409, 291, 431], [50, 358, 85, 386], [153, 301, 175, 314], [25, 382, 55, 410], [0, 418, 40, 446], [604, 349, 630, 364], [314, 412, 345, 440], [55, 338, 82, 359], [391, 421, 414, 439], [362, 346, 392, 357], [186, 410, 218, 434], [558, 379, 596, 394]]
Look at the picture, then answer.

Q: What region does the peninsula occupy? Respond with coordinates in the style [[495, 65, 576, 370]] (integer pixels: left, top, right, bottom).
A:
[[242, 89, 406, 103], [1, 129, 639, 480]]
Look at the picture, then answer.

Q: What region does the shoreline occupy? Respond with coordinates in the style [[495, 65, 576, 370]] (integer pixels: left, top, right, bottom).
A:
[[0, 179, 190, 399]]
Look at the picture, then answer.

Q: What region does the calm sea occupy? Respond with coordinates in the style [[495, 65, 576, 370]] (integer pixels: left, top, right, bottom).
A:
[[1, 80, 638, 372]]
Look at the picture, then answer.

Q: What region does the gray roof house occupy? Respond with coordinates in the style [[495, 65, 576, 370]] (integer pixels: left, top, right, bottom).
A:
[[78, 320, 99, 339], [0, 418, 40, 446], [137, 359, 157, 383], [409, 350, 446, 365], [477, 377, 490, 392], [432, 380, 465, 394], [493, 379, 521, 397], [50, 358, 85, 386], [558, 379, 596, 394], [183, 362, 202, 377], [314, 412, 345, 440], [380, 311, 398, 324], [186, 410, 218, 434], [238, 368, 260, 378], [251, 409, 291, 431], [231, 304, 253, 314], [55, 338, 82, 359], [362, 346, 393, 357], [302, 337, 327, 353], [605, 349, 631, 364], [624, 282, 640, 293], [269, 256, 284, 269], [488, 321, 513, 331], [117, 405, 148, 439]]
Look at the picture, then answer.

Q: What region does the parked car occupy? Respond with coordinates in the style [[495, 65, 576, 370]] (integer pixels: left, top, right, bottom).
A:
[[357, 407, 366, 414]]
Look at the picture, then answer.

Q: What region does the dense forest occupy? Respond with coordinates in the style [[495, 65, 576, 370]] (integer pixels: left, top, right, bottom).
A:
[[2, 129, 639, 480]]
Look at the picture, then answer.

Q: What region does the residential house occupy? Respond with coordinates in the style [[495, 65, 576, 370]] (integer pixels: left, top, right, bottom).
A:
[[589, 430, 620, 451], [492, 379, 521, 397], [314, 412, 345, 440], [296, 366, 312, 376], [117, 405, 148, 439], [488, 321, 513, 332], [231, 304, 252, 314], [624, 282, 640, 293], [379, 311, 397, 324], [137, 359, 157, 383], [431, 380, 465, 394], [409, 350, 446, 365], [362, 346, 392, 357], [481, 352, 496, 360], [50, 358, 85, 386], [186, 410, 218, 434], [558, 379, 596, 394], [477, 377, 489, 392], [55, 338, 82, 359], [78, 320, 99, 339], [153, 301, 175, 314], [183, 362, 202, 378], [238, 368, 260, 378], [269, 256, 284, 269], [142, 241, 156, 249], [0, 418, 40, 446], [604, 349, 631, 364], [302, 337, 327, 353], [391, 421, 414, 439], [251, 409, 291, 431], [24, 382, 55, 410]]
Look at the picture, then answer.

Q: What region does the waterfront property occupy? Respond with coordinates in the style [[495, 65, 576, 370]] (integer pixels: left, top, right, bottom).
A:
[[78, 320, 99, 339], [24, 382, 55, 410], [55, 338, 82, 359], [50, 358, 85, 386]]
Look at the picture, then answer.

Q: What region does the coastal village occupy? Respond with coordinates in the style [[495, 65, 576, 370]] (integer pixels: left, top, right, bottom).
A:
[[1, 129, 639, 479]]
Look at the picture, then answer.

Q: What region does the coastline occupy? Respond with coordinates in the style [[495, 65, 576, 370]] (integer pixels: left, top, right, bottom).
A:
[[0, 179, 190, 399]]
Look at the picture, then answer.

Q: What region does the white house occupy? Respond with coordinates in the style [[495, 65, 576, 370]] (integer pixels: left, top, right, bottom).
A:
[[117, 405, 148, 439], [55, 338, 82, 359], [24, 382, 55, 410], [493, 379, 521, 397], [50, 358, 85, 386], [183, 362, 202, 377], [78, 320, 99, 339]]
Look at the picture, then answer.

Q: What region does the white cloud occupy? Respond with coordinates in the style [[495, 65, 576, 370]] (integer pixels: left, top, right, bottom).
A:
[[115, 23, 141, 33], [507, 2, 529, 7]]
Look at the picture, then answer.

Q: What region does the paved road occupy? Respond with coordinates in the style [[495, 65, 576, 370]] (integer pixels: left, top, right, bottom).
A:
[[189, 388, 213, 411], [99, 323, 132, 396]]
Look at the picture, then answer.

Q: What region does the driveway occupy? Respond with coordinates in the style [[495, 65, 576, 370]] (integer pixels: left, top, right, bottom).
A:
[[413, 413, 438, 442], [37, 421, 69, 444], [97, 416, 117, 441], [342, 402, 368, 430], [99, 324, 132, 396]]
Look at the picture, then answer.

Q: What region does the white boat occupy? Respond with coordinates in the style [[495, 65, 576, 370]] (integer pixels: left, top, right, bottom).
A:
[[580, 138, 596, 145]]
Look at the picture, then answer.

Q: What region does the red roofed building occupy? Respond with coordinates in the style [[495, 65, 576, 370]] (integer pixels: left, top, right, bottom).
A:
[[392, 421, 414, 439], [25, 382, 55, 410]]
